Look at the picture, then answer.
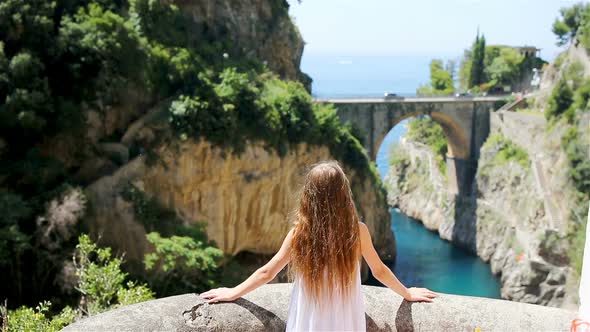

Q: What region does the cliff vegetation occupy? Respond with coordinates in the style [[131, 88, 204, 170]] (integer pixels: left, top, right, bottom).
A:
[[0, 0, 389, 329]]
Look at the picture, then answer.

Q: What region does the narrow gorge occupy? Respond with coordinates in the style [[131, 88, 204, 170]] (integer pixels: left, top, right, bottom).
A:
[[385, 43, 590, 308]]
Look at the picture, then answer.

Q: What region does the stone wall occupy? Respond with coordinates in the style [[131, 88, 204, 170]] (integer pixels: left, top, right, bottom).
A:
[[62, 284, 575, 332]]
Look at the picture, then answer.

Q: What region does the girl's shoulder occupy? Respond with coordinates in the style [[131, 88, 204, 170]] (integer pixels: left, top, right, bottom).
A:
[[358, 222, 368, 232]]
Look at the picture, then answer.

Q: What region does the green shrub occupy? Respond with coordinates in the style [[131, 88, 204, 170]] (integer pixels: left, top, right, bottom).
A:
[[546, 79, 574, 120], [144, 232, 223, 294], [562, 126, 590, 198], [2, 234, 154, 331], [483, 133, 529, 168], [2, 301, 76, 332], [569, 217, 587, 276], [168, 69, 374, 178], [121, 183, 225, 295], [73, 234, 154, 315], [406, 117, 448, 175]]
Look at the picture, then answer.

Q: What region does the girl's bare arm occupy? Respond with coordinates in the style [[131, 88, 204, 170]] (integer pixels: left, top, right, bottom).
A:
[[359, 222, 437, 302], [200, 229, 294, 303]]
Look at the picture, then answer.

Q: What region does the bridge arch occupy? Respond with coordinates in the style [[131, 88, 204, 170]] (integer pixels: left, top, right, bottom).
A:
[[326, 97, 499, 195], [373, 110, 471, 163]]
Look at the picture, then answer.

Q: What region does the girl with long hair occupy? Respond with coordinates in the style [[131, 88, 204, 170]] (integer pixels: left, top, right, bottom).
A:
[[201, 161, 437, 331]]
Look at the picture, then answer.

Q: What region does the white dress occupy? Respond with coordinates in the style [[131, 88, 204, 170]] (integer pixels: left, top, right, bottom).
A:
[[286, 263, 366, 331]]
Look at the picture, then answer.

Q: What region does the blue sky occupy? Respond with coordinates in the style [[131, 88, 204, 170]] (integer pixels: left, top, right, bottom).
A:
[[288, 0, 587, 60]]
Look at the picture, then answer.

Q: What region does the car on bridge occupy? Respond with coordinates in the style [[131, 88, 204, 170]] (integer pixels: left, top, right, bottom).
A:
[[384, 92, 403, 100], [455, 92, 473, 98]]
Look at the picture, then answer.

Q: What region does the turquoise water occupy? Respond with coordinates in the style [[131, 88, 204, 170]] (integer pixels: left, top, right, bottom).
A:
[[375, 125, 501, 298], [387, 209, 501, 298]]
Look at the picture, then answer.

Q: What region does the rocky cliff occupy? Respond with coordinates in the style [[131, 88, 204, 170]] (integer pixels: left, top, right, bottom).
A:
[[172, 0, 309, 85], [387, 126, 575, 307], [79, 0, 393, 279], [85, 136, 393, 263]]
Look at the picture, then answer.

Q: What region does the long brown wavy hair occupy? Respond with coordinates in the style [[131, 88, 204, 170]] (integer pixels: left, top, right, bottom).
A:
[[289, 161, 361, 304]]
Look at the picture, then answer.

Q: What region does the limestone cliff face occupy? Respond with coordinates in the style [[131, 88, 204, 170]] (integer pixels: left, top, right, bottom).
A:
[[172, 0, 307, 83], [386, 116, 579, 308], [85, 139, 394, 264]]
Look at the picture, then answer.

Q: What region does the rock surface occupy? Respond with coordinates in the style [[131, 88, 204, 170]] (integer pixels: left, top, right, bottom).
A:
[[85, 139, 394, 264], [385, 115, 579, 308], [62, 283, 575, 332], [173, 0, 308, 85]]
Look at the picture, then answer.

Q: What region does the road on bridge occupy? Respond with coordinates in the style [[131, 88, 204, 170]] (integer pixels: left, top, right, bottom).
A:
[[314, 96, 509, 103]]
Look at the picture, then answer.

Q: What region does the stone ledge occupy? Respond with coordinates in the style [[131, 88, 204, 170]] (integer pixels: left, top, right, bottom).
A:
[[62, 283, 575, 331]]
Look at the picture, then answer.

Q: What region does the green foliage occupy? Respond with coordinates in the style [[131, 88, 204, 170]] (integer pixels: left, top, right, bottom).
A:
[[458, 49, 472, 91], [115, 281, 155, 307], [552, 3, 589, 46], [0, 191, 31, 265], [2, 235, 155, 330], [0, 0, 56, 55], [545, 60, 582, 121], [144, 232, 223, 293], [569, 218, 587, 276], [416, 59, 454, 96], [2, 301, 76, 332], [129, 0, 196, 48], [74, 234, 154, 315], [121, 183, 225, 295], [168, 68, 374, 177], [459, 35, 545, 92], [483, 133, 529, 168], [568, 78, 590, 118], [59, 3, 148, 99], [562, 126, 590, 199], [469, 32, 486, 89], [546, 79, 574, 120], [485, 47, 523, 88], [552, 2, 590, 51], [0, 0, 377, 312], [406, 117, 448, 174]]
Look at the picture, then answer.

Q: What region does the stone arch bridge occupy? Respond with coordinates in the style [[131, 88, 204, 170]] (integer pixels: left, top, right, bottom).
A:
[[317, 97, 505, 195]]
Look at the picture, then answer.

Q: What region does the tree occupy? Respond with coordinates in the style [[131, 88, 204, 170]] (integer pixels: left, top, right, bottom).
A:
[[552, 3, 589, 46], [485, 47, 523, 88], [469, 32, 486, 88], [445, 59, 457, 83], [458, 49, 472, 90], [416, 59, 454, 96]]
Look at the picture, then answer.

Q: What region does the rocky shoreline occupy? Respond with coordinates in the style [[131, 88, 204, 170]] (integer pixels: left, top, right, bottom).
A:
[[384, 118, 579, 308]]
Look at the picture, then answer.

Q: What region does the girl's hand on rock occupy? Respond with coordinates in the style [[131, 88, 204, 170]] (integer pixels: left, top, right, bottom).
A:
[[404, 287, 438, 302], [200, 287, 238, 304]]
